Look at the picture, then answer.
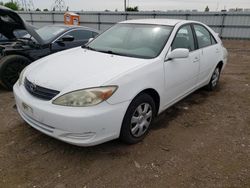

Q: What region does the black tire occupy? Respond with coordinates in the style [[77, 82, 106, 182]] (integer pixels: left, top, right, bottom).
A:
[[0, 55, 30, 90], [206, 66, 221, 91], [120, 93, 156, 144]]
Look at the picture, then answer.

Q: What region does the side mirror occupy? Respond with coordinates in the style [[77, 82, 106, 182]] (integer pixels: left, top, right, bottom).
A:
[[60, 35, 74, 42], [166, 48, 189, 61], [88, 38, 94, 43]]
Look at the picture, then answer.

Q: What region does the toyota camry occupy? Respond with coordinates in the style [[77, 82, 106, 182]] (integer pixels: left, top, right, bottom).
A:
[[14, 19, 228, 146]]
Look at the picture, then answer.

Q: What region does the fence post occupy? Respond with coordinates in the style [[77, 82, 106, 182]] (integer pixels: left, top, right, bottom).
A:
[[29, 12, 33, 25], [52, 12, 55, 24], [220, 13, 226, 39], [98, 13, 101, 30]]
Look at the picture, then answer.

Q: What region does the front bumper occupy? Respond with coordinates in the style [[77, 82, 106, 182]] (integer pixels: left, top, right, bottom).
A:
[[13, 83, 130, 146]]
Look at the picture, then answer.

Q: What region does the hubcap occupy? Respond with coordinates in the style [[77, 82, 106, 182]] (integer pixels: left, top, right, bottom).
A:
[[211, 68, 220, 87], [130, 103, 152, 137]]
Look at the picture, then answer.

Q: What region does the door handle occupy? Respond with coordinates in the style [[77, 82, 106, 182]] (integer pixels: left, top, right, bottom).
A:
[[193, 57, 199, 63]]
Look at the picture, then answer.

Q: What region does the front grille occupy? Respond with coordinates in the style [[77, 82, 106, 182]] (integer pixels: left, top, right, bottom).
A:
[[24, 78, 60, 100]]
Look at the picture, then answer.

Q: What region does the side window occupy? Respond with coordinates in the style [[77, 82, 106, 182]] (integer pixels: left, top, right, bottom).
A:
[[211, 35, 217, 45], [62, 30, 93, 41], [194, 25, 215, 48], [92, 32, 99, 38], [172, 25, 195, 51]]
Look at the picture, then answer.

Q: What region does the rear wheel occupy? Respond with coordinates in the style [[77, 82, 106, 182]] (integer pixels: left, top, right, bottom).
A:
[[206, 66, 221, 91], [120, 93, 156, 144], [0, 55, 30, 90]]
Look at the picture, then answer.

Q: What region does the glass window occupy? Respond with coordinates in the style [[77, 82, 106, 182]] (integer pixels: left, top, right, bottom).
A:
[[172, 25, 195, 51], [64, 30, 93, 40], [88, 23, 173, 59], [92, 32, 99, 38], [194, 25, 213, 48], [13, 30, 28, 38], [211, 35, 217, 45], [36, 25, 67, 43]]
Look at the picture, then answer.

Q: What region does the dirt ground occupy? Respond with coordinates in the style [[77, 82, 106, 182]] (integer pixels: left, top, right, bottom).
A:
[[0, 40, 250, 188]]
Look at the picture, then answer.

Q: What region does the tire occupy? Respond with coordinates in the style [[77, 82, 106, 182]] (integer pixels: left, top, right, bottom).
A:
[[120, 93, 156, 144], [206, 66, 221, 91], [0, 55, 30, 90]]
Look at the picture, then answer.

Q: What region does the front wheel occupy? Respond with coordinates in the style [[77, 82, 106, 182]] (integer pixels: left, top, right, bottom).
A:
[[0, 55, 30, 90], [206, 66, 221, 91], [120, 93, 156, 144]]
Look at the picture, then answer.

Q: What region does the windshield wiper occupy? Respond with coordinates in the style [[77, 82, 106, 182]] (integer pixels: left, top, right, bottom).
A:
[[81, 45, 98, 51], [82, 46, 129, 57], [98, 50, 124, 56]]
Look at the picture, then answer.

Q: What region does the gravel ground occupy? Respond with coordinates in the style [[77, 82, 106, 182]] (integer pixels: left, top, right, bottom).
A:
[[0, 40, 250, 188]]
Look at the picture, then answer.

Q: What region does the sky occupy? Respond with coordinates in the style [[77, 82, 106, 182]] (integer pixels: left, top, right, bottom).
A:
[[3, 0, 250, 11]]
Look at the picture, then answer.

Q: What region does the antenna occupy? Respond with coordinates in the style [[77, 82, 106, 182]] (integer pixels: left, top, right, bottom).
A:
[[52, 0, 66, 11]]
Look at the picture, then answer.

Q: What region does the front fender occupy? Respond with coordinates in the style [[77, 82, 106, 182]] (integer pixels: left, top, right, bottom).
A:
[[106, 60, 165, 107]]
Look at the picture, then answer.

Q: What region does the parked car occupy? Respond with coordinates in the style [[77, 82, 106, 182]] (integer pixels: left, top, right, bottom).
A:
[[0, 6, 99, 90], [14, 19, 228, 146]]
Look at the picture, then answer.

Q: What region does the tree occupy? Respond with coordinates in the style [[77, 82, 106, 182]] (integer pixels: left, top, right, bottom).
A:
[[205, 6, 209, 12], [43, 8, 48, 11], [4, 1, 19, 10], [0, 2, 4, 6], [35, 8, 41, 11], [126, 6, 139, 12]]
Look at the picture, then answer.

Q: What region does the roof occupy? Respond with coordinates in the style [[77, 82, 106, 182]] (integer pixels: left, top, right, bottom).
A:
[[120, 19, 190, 26], [44, 24, 99, 32]]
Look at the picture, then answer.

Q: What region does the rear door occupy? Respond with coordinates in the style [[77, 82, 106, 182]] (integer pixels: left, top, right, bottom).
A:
[[193, 24, 221, 84], [164, 24, 200, 105]]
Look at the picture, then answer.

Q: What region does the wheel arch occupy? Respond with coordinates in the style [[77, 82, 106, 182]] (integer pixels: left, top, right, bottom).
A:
[[3, 52, 33, 62], [133, 88, 160, 116], [217, 61, 224, 71]]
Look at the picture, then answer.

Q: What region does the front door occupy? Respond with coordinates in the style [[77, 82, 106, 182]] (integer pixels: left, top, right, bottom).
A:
[[163, 24, 200, 106]]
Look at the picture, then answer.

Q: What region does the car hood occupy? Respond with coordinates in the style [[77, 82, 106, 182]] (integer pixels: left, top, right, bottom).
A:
[[25, 47, 149, 92], [0, 6, 44, 44]]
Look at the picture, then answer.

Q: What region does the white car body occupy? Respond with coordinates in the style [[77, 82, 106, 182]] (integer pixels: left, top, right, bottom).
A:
[[14, 19, 228, 146]]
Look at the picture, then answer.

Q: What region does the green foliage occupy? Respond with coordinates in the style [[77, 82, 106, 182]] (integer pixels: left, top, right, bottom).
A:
[[4, 1, 19, 10], [0, 2, 4, 6], [43, 8, 48, 11], [126, 6, 139, 12], [35, 8, 41, 11], [205, 6, 209, 12]]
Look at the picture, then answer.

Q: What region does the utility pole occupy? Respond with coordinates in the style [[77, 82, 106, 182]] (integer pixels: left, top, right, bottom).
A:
[[124, 0, 126, 11]]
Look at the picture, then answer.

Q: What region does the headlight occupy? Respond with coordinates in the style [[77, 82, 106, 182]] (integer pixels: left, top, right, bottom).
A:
[[18, 67, 27, 86], [52, 86, 118, 107]]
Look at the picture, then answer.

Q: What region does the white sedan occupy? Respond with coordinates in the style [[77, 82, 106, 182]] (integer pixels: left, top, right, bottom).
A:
[[14, 19, 228, 146]]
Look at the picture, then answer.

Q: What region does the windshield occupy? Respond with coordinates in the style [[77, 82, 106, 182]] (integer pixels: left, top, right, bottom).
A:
[[87, 23, 173, 59], [35, 26, 67, 43]]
